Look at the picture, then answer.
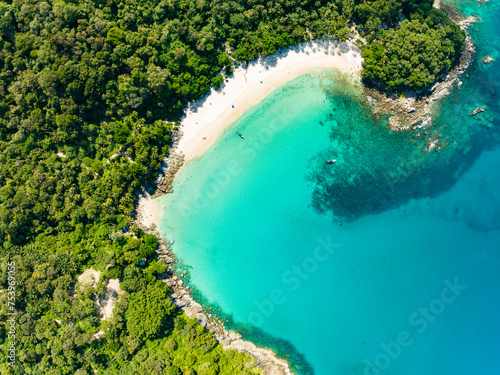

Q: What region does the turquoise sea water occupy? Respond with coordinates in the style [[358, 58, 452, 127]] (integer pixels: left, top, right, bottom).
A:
[[157, 1, 500, 374]]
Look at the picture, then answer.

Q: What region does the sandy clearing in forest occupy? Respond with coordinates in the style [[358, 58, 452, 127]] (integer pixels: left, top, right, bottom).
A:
[[99, 278, 124, 321], [77, 268, 101, 286], [77, 268, 124, 322]]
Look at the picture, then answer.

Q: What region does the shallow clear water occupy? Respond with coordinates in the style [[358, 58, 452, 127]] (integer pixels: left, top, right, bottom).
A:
[[157, 1, 500, 374]]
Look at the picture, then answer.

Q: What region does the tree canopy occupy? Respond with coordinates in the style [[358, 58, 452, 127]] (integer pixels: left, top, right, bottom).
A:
[[361, 8, 466, 91], [126, 281, 175, 341]]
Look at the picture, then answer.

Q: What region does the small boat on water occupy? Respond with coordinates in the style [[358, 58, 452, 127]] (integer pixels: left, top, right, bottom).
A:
[[236, 130, 244, 139], [326, 159, 336, 164]]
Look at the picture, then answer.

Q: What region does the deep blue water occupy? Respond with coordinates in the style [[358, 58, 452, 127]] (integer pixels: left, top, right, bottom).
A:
[[156, 1, 500, 374]]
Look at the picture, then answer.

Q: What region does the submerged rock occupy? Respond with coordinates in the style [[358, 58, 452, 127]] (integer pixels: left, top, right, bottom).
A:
[[482, 55, 494, 64], [471, 107, 486, 116]]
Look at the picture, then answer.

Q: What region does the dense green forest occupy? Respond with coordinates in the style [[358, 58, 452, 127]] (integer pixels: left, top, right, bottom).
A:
[[0, 0, 464, 373], [362, 7, 466, 90]]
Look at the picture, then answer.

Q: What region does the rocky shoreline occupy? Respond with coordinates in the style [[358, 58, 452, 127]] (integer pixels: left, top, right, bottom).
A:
[[150, 129, 185, 198], [365, 14, 477, 133]]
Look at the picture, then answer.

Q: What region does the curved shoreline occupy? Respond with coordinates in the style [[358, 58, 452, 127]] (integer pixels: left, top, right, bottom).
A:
[[137, 38, 363, 375], [177, 39, 363, 163], [141, 38, 363, 228], [136, 14, 475, 373]]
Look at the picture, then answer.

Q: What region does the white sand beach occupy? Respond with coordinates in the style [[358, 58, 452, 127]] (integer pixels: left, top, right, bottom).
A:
[[138, 194, 160, 228], [177, 39, 363, 162]]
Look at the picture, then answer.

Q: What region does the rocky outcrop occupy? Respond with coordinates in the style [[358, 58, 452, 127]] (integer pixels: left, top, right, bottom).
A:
[[152, 152, 185, 197], [142, 128, 186, 197], [482, 55, 494, 64], [471, 107, 486, 116]]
